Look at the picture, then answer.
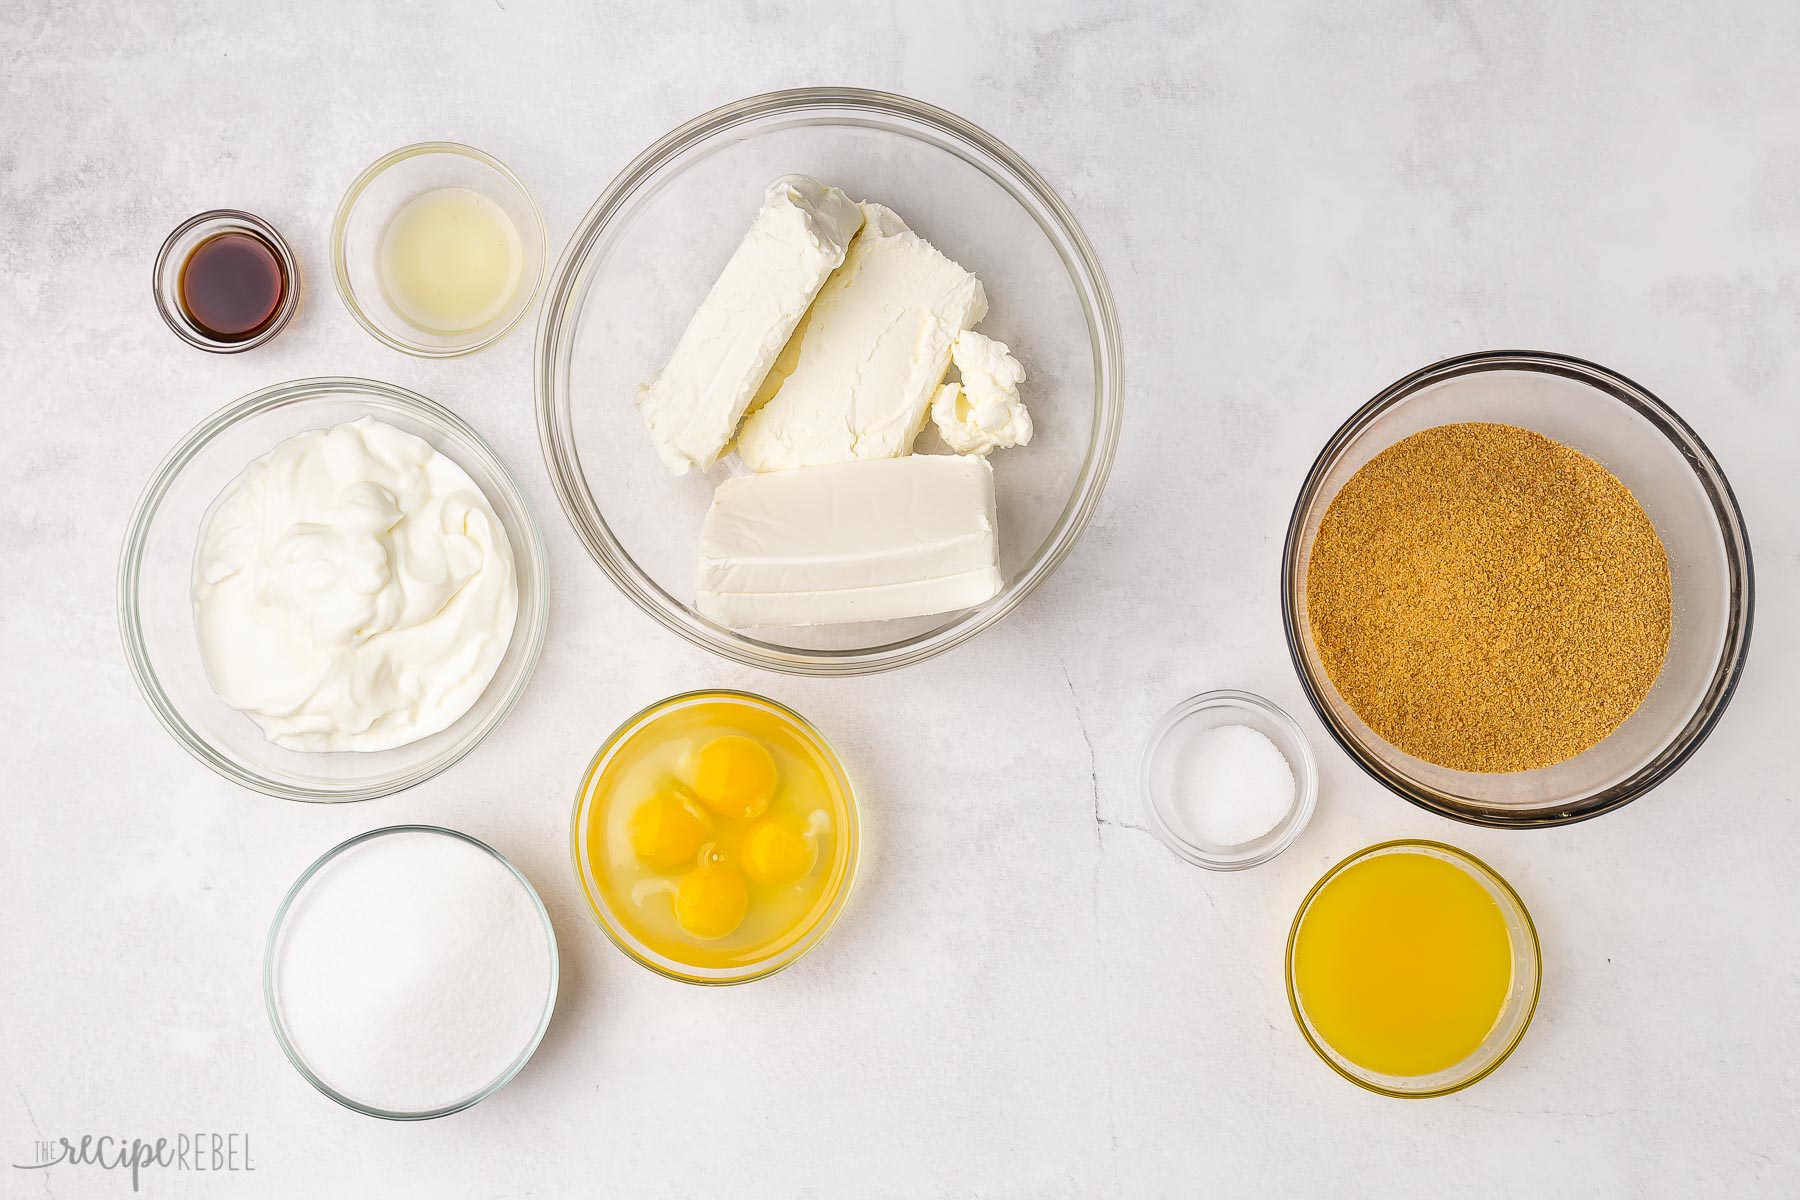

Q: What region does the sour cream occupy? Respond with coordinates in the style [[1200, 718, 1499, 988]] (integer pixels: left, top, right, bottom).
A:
[[193, 417, 518, 752]]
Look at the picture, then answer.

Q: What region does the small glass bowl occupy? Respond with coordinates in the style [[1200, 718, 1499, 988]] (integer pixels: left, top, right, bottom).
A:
[[331, 142, 546, 357], [1139, 690, 1319, 870], [264, 826, 560, 1120], [537, 87, 1122, 675], [153, 209, 299, 352], [570, 690, 860, 985], [117, 377, 549, 802], [1282, 350, 1755, 827], [1285, 840, 1541, 1098]]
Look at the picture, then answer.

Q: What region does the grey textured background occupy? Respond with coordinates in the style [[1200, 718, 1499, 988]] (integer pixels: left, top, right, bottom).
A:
[[3, 1, 1797, 1196]]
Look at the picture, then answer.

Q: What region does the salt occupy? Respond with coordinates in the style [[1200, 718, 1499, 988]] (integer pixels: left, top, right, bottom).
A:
[[1171, 723, 1296, 847], [270, 829, 556, 1114]]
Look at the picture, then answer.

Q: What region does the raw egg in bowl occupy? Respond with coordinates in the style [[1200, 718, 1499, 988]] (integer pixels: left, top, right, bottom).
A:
[[571, 690, 859, 984]]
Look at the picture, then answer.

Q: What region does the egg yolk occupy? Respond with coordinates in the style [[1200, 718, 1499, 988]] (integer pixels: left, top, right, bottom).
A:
[[673, 853, 750, 940], [742, 819, 817, 886], [691, 735, 777, 820], [628, 789, 709, 868]]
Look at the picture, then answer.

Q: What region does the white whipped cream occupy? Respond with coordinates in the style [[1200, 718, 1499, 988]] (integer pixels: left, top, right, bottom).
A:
[[931, 330, 1032, 456], [193, 416, 518, 752]]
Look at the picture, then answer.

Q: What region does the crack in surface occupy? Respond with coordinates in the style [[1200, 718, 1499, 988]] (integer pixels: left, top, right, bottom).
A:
[[1060, 664, 1102, 828], [1059, 664, 1149, 837], [14, 1085, 42, 1141], [13, 1085, 53, 1197], [1062, 661, 1123, 1190]]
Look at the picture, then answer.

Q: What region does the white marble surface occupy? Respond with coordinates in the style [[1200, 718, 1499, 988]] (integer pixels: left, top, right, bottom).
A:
[[4, 1, 1798, 1195]]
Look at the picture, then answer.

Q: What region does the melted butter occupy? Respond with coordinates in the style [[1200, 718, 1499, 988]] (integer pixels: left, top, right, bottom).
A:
[[1294, 850, 1514, 1078]]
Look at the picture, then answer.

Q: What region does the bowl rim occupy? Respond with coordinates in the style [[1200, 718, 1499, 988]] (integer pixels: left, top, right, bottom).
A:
[[1283, 838, 1542, 1099], [535, 86, 1123, 676], [152, 208, 301, 353], [116, 375, 550, 803], [1137, 688, 1319, 871], [263, 824, 560, 1120], [568, 688, 861, 986], [330, 140, 547, 359], [1280, 349, 1755, 829]]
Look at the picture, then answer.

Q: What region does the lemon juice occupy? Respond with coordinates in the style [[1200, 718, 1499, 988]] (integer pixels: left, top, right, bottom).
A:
[[379, 186, 522, 333]]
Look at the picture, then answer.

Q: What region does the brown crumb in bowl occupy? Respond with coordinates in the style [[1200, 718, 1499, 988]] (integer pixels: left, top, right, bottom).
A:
[[1305, 421, 1671, 773]]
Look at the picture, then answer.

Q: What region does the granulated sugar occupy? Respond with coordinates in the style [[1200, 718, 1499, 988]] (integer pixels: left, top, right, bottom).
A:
[[270, 829, 556, 1114], [1171, 724, 1296, 847]]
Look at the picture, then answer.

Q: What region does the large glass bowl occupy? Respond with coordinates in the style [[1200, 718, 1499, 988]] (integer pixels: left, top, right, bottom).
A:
[[1282, 351, 1754, 828], [536, 88, 1122, 675], [118, 378, 549, 802]]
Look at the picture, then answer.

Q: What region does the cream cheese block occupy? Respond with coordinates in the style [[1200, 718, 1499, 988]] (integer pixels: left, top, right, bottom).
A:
[[696, 454, 1003, 627], [733, 203, 988, 473], [635, 175, 863, 475]]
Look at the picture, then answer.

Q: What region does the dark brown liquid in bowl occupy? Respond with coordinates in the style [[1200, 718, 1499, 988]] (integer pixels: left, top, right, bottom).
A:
[[178, 232, 286, 341]]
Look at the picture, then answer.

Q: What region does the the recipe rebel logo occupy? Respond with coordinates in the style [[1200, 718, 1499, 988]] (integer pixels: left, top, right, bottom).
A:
[[12, 1131, 255, 1192]]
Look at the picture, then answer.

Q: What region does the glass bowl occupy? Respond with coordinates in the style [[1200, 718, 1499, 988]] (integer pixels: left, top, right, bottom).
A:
[[331, 142, 547, 357], [264, 825, 559, 1120], [536, 88, 1122, 675], [117, 377, 549, 802], [1139, 690, 1319, 871], [1285, 840, 1541, 1098], [570, 690, 860, 985], [153, 209, 300, 353], [1282, 351, 1754, 828]]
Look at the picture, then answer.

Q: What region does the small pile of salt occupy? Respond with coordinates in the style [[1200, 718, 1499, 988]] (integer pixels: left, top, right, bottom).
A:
[[1172, 723, 1296, 847]]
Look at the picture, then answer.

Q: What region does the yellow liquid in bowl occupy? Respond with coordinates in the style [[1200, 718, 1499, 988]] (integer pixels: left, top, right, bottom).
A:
[[379, 186, 522, 333], [1292, 850, 1514, 1078], [579, 698, 853, 975]]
